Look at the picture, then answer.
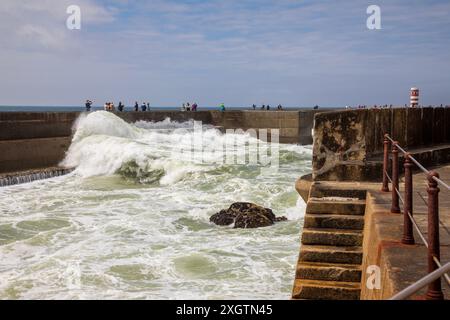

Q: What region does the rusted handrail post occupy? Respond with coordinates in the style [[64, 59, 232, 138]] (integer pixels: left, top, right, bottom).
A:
[[426, 171, 444, 300], [402, 154, 415, 245], [391, 141, 401, 213], [381, 134, 390, 192]]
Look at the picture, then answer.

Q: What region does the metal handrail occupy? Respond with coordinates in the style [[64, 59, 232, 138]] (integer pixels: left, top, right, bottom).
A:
[[383, 134, 449, 299], [385, 135, 450, 191], [390, 262, 450, 300], [433, 256, 450, 286], [385, 169, 450, 286]]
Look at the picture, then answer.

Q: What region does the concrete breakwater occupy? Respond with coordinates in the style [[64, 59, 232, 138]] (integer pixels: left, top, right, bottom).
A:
[[0, 110, 322, 175]]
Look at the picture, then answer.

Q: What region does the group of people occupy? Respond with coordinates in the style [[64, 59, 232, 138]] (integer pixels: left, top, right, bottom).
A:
[[133, 102, 151, 112], [181, 102, 198, 112], [252, 104, 284, 111], [345, 104, 450, 109], [105, 101, 136, 112], [347, 105, 394, 109], [104, 102, 117, 111], [84, 100, 150, 112]]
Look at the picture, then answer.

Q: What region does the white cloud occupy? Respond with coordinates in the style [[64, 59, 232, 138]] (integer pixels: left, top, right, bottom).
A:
[[0, 0, 449, 106], [0, 0, 116, 51]]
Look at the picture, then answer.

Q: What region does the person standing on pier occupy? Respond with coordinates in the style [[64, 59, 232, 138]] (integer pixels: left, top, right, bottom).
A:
[[118, 102, 124, 112], [220, 103, 225, 112], [134, 102, 139, 112], [85, 100, 92, 112]]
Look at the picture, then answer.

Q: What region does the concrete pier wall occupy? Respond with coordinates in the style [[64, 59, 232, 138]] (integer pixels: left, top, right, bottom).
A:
[[210, 111, 319, 144], [312, 108, 450, 181], [0, 110, 320, 174]]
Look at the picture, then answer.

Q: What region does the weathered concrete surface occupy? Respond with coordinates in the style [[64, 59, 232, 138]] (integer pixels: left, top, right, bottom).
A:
[[309, 181, 368, 200], [360, 164, 450, 300], [210, 110, 322, 144], [293, 279, 361, 300], [295, 174, 312, 203], [312, 108, 450, 181], [0, 112, 79, 140], [312, 110, 367, 181], [293, 192, 367, 300]]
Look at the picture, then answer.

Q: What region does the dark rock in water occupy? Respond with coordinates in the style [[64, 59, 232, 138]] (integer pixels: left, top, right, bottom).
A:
[[210, 202, 287, 229]]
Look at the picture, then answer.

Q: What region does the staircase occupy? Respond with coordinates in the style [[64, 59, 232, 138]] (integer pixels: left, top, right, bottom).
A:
[[292, 183, 367, 300]]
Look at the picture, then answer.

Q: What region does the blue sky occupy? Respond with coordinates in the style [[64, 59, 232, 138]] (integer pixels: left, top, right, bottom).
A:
[[1, 0, 450, 107]]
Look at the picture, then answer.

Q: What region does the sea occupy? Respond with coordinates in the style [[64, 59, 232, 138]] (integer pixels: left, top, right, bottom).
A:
[[0, 111, 312, 299]]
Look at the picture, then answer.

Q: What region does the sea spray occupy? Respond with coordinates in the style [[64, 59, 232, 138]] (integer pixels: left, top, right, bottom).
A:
[[62, 111, 285, 183]]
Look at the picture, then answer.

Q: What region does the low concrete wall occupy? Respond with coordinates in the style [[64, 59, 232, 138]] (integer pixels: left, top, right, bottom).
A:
[[0, 137, 72, 173], [0, 112, 79, 140], [312, 108, 450, 181], [117, 111, 213, 124], [0, 110, 319, 174], [210, 110, 320, 144]]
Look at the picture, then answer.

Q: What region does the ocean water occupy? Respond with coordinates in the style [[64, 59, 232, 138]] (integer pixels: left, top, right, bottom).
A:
[[0, 111, 312, 299]]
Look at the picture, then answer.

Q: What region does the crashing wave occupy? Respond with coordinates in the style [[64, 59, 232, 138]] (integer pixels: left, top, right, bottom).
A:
[[61, 111, 311, 185]]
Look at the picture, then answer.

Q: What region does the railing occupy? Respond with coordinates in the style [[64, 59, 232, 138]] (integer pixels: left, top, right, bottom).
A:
[[382, 134, 449, 300]]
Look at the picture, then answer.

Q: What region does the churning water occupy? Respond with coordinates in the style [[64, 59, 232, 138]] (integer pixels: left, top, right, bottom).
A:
[[0, 111, 312, 299]]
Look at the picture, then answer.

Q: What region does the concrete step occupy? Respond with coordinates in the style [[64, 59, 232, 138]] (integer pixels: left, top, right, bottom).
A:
[[292, 279, 361, 300], [299, 245, 363, 264], [310, 184, 367, 200], [302, 228, 363, 247], [304, 214, 365, 230], [306, 199, 366, 215], [296, 262, 362, 283]]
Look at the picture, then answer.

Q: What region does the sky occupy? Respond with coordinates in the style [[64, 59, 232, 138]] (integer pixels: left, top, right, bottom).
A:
[[1, 0, 450, 107]]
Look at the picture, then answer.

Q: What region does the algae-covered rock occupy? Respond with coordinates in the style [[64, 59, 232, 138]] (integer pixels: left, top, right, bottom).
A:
[[210, 202, 287, 229]]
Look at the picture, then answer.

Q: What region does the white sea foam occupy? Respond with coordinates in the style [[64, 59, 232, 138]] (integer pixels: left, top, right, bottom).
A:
[[0, 111, 312, 300], [134, 117, 199, 130]]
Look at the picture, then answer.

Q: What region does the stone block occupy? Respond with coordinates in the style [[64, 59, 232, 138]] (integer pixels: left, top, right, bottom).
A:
[[392, 108, 407, 147], [422, 107, 434, 145], [406, 108, 423, 148]]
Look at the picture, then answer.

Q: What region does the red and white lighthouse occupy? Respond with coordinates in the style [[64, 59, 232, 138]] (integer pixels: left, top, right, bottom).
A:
[[410, 87, 419, 108]]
